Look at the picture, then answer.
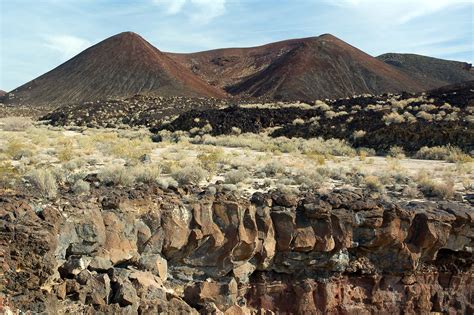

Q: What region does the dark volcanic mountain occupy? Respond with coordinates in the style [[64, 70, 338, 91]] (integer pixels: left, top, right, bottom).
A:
[[377, 53, 474, 88], [168, 34, 429, 101], [6, 32, 225, 106], [0, 90, 6, 97]]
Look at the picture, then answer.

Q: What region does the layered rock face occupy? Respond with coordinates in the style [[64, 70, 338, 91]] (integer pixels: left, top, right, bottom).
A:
[[1, 186, 472, 314]]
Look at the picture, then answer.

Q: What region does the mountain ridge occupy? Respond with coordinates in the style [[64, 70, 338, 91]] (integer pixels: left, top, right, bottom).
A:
[[5, 32, 474, 105]]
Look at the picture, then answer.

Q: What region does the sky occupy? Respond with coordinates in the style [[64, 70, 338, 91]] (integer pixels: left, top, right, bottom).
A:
[[0, 0, 472, 91]]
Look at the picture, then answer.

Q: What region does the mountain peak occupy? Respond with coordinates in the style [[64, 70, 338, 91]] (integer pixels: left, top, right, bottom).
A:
[[6, 32, 225, 106]]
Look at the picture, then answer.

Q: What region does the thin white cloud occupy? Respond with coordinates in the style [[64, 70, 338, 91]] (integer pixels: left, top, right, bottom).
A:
[[44, 35, 91, 60], [325, 0, 472, 23], [152, 0, 186, 14], [151, 0, 226, 22], [190, 0, 226, 22]]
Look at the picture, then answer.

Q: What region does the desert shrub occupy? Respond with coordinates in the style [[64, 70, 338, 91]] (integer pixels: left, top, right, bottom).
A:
[[171, 165, 207, 185], [262, 161, 285, 176], [357, 147, 376, 157], [402, 183, 420, 198], [0, 161, 19, 188], [324, 110, 336, 119], [72, 179, 90, 195], [415, 146, 472, 163], [314, 100, 331, 111], [464, 115, 474, 124], [231, 127, 241, 135], [305, 153, 326, 165], [417, 177, 454, 199], [189, 127, 201, 135], [444, 112, 458, 121], [402, 112, 417, 123], [224, 169, 249, 184], [420, 104, 437, 112], [133, 165, 162, 184], [440, 103, 452, 110], [382, 112, 405, 125], [196, 133, 355, 157], [352, 130, 366, 140], [364, 175, 384, 192], [201, 123, 213, 134], [4, 136, 35, 160], [27, 169, 58, 198], [416, 111, 433, 121], [294, 169, 325, 189], [301, 138, 355, 157], [292, 118, 305, 125], [197, 149, 226, 175], [98, 165, 135, 186], [155, 177, 178, 189], [387, 146, 405, 158], [57, 140, 74, 162], [0, 117, 33, 131]]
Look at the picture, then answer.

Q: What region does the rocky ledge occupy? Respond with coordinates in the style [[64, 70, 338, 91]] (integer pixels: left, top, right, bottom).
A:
[[1, 186, 472, 314]]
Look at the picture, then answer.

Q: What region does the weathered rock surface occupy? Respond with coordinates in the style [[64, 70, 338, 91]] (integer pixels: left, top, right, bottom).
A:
[[1, 186, 472, 314]]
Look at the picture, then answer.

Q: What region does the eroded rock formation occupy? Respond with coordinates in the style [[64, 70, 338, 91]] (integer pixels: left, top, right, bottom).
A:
[[1, 185, 472, 314]]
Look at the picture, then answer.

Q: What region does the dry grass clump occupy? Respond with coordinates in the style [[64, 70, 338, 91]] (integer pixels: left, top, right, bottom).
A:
[[292, 118, 305, 125], [72, 179, 90, 195], [224, 169, 249, 184], [90, 131, 154, 160], [420, 104, 437, 112], [27, 169, 58, 198], [197, 149, 226, 175], [387, 146, 405, 159], [98, 165, 135, 186], [382, 112, 405, 125], [415, 146, 472, 163], [314, 100, 331, 111], [364, 175, 384, 192], [0, 117, 33, 131], [416, 111, 433, 121], [171, 165, 207, 185], [464, 115, 474, 124], [352, 130, 366, 139], [261, 161, 286, 176], [0, 161, 20, 188], [196, 133, 355, 157], [417, 174, 454, 199], [3, 136, 36, 160], [324, 110, 336, 119], [133, 165, 162, 184]]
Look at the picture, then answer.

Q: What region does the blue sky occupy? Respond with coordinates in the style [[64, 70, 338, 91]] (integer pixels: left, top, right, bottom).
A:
[[0, 0, 472, 91]]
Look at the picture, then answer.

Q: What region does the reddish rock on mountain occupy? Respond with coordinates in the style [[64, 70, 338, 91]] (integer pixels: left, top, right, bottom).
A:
[[168, 34, 430, 101], [6, 32, 226, 106]]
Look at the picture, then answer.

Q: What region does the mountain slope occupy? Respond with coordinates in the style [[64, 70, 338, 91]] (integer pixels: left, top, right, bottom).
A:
[[377, 53, 474, 88], [6, 32, 225, 106], [168, 34, 429, 101]]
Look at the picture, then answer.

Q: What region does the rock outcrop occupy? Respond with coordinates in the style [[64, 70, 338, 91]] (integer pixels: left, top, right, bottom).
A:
[[1, 185, 472, 314]]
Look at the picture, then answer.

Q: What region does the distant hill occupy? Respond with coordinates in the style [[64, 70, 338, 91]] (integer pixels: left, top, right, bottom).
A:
[[5, 32, 225, 106], [168, 34, 429, 101], [377, 53, 474, 88], [6, 32, 474, 106]]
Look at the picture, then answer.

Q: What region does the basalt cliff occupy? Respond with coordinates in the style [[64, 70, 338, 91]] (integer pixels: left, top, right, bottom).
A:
[[2, 184, 472, 314]]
